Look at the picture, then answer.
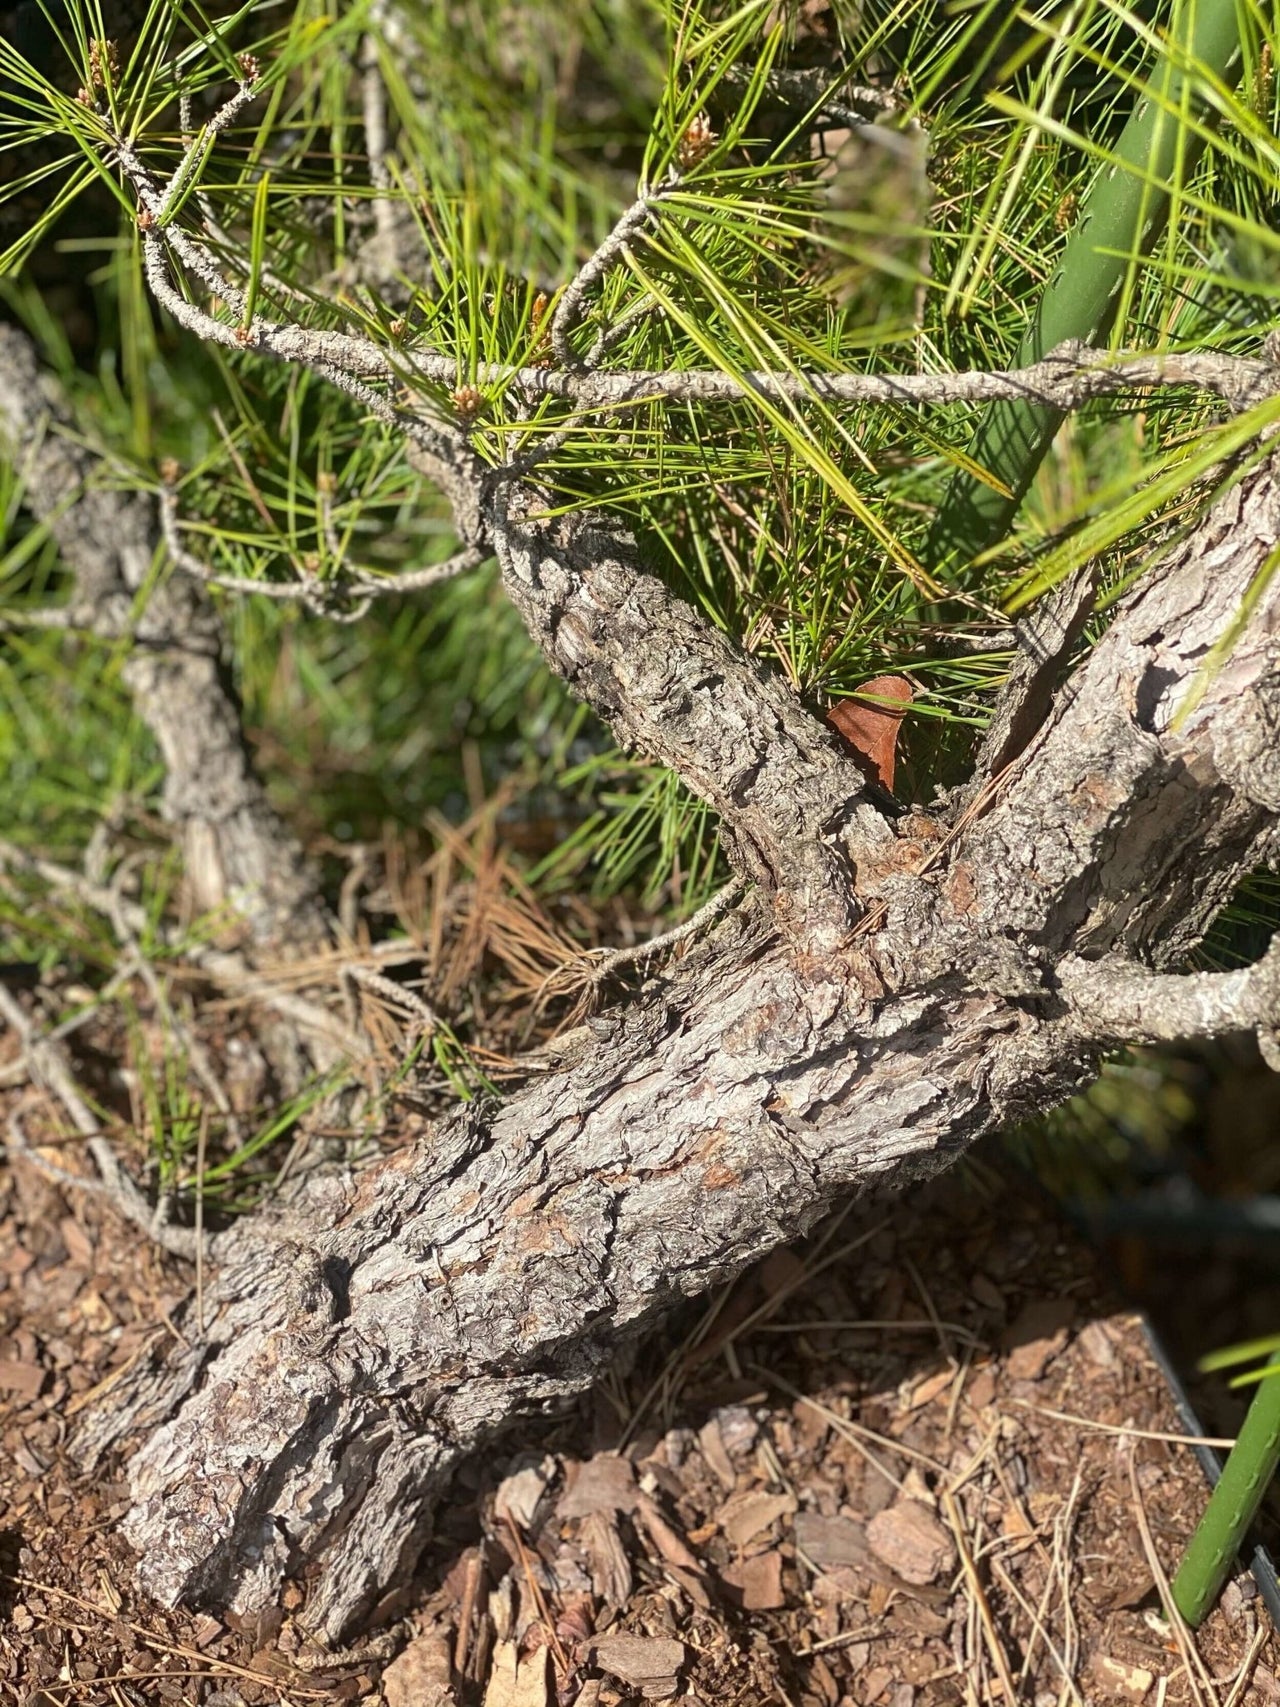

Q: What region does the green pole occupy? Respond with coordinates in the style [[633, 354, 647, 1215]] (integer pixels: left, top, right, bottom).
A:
[[1172, 1358, 1280, 1627], [927, 0, 1247, 574]]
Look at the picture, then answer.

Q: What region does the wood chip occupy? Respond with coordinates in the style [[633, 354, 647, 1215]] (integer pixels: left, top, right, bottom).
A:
[[719, 1488, 796, 1548], [795, 1511, 870, 1568], [1079, 1320, 1120, 1370], [559, 1453, 637, 1519], [189, 1613, 224, 1649], [635, 1493, 703, 1574], [663, 1562, 713, 1610], [0, 1358, 44, 1401], [581, 1509, 633, 1608], [383, 1628, 456, 1707], [965, 1367, 997, 1410], [494, 1460, 553, 1530], [904, 1368, 954, 1410], [721, 1550, 785, 1610], [592, 1634, 686, 1700], [1003, 1299, 1075, 1381], [697, 1417, 737, 1490], [865, 1500, 955, 1586], [1093, 1654, 1155, 1700], [483, 1639, 549, 1707], [862, 1663, 896, 1702], [57, 1215, 94, 1268]]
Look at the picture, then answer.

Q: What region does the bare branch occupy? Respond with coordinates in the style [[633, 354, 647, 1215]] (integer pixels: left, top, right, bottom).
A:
[[1057, 941, 1280, 1067], [582, 878, 745, 982], [550, 189, 667, 369], [720, 63, 901, 124], [112, 106, 462, 462], [159, 479, 485, 614], [155, 78, 259, 219], [343, 964, 440, 1040], [106, 83, 1279, 465], [486, 342, 1280, 416], [112, 94, 1280, 487]]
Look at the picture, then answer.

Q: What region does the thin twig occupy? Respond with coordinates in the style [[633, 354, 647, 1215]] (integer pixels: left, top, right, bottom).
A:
[[156, 79, 258, 219], [585, 878, 744, 982], [1008, 1396, 1235, 1449], [990, 1553, 1085, 1707], [160, 481, 485, 615], [0, 983, 202, 1260], [343, 964, 440, 1038], [0, 605, 82, 631], [719, 63, 901, 123], [1222, 1623, 1268, 1707], [481, 342, 1280, 414], [550, 188, 668, 368], [351, 543, 487, 593], [113, 108, 461, 460]]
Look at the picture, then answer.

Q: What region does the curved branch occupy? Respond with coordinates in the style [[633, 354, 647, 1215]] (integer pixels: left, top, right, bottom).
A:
[[487, 487, 892, 949], [0, 325, 331, 949], [109, 103, 1280, 429], [481, 342, 1280, 415]]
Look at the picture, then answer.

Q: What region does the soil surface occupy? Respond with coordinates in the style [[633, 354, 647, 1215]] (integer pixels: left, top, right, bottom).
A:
[[2, 1137, 1277, 1706]]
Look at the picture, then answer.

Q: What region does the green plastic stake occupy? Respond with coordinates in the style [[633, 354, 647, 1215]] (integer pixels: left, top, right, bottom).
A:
[[927, 0, 1247, 573], [1171, 1354, 1280, 1627]]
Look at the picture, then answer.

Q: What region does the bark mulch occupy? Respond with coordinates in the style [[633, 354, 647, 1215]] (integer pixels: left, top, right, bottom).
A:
[[2, 1139, 1276, 1706]]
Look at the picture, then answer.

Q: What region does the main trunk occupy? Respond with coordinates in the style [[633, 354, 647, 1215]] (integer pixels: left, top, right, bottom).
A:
[[74, 453, 1280, 1642]]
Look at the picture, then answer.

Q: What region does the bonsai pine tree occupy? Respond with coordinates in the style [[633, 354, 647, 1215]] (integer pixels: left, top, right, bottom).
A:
[[1, 0, 1278, 1643]]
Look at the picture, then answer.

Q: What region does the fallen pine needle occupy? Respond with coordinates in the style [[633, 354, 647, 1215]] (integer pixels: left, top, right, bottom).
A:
[[1009, 1397, 1234, 1449], [942, 1487, 1020, 1707]]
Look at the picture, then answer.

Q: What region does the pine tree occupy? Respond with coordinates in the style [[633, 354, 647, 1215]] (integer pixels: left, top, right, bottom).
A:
[[1, 0, 1278, 1643]]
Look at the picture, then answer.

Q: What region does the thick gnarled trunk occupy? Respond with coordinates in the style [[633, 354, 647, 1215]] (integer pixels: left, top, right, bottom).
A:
[[74, 451, 1280, 1643]]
